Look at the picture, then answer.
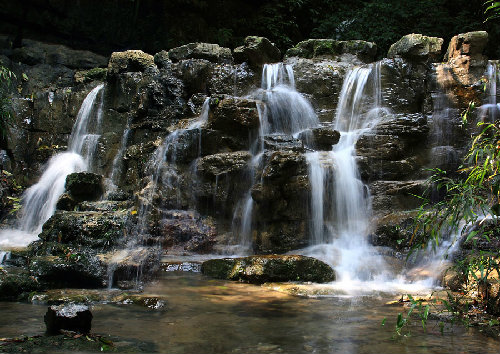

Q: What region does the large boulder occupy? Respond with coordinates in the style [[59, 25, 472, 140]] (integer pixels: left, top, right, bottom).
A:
[[285, 39, 377, 63], [201, 255, 335, 283], [233, 36, 281, 67], [443, 31, 489, 86], [107, 50, 156, 76], [387, 34, 443, 62], [207, 97, 261, 140], [0, 271, 41, 301], [168, 43, 232, 64], [196, 151, 252, 179]]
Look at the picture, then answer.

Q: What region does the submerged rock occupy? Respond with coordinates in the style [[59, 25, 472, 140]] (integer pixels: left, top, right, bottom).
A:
[[201, 255, 335, 284], [234, 36, 281, 68], [44, 303, 92, 335], [387, 34, 443, 62]]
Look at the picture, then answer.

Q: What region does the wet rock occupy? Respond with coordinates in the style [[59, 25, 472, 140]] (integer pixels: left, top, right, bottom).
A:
[[461, 218, 500, 251], [168, 43, 232, 64], [387, 34, 443, 62], [234, 36, 281, 68], [37, 211, 127, 251], [153, 50, 171, 69], [263, 134, 304, 152], [65, 172, 104, 202], [370, 212, 417, 250], [369, 181, 427, 217], [207, 62, 259, 97], [29, 253, 107, 288], [196, 151, 251, 179], [298, 126, 340, 150], [207, 97, 261, 140], [154, 211, 217, 252], [107, 50, 156, 76], [285, 39, 377, 63], [56, 193, 77, 211], [44, 303, 92, 335], [444, 31, 489, 86], [201, 255, 335, 283], [429, 146, 460, 172]]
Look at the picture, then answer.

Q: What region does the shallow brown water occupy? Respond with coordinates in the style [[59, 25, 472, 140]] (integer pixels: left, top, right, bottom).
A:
[[1, 272, 498, 353]]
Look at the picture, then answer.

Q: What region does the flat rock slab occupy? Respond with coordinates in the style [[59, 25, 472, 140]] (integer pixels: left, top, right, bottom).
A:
[[44, 303, 92, 335], [201, 255, 335, 284]]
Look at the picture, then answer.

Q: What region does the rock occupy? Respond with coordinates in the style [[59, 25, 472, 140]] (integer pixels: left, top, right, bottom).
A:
[[65, 172, 104, 202], [387, 34, 443, 62], [429, 146, 459, 172], [201, 255, 335, 283], [443, 31, 489, 86], [370, 212, 417, 250], [74, 67, 108, 84], [233, 36, 281, 67], [29, 254, 107, 288], [263, 134, 304, 152], [285, 39, 377, 63], [153, 50, 171, 69], [44, 304, 92, 335], [107, 50, 155, 76], [168, 43, 232, 64], [0, 271, 41, 301], [10, 39, 107, 69], [369, 181, 427, 217], [37, 211, 126, 251], [56, 193, 77, 211], [196, 151, 251, 179], [298, 127, 340, 150], [207, 97, 261, 140]]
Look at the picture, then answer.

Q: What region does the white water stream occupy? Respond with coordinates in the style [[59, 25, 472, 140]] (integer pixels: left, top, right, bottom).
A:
[[0, 84, 105, 248]]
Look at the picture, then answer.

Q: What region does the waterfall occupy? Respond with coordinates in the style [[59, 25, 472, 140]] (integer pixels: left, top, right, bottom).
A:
[[304, 63, 390, 284], [480, 61, 499, 122], [231, 63, 318, 253], [0, 84, 105, 247]]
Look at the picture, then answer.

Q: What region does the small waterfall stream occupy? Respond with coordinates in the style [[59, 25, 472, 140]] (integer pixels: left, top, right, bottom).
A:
[[0, 84, 105, 248]]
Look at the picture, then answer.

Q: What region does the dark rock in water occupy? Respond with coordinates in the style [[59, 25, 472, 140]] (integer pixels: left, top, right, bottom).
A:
[[285, 39, 377, 63], [0, 271, 41, 301], [56, 193, 77, 211], [168, 43, 232, 64], [65, 172, 104, 202], [44, 303, 92, 335], [201, 255, 335, 284], [387, 34, 443, 62], [196, 151, 252, 179], [234, 36, 281, 68]]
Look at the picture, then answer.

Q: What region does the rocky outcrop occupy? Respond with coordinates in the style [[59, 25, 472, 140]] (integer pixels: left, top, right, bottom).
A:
[[201, 255, 335, 283], [387, 34, 443, 62], [285, 39, 377, 63], [168, 43, 232, 64], [234, 36, 281, 68], [107, 50, 155, 76]]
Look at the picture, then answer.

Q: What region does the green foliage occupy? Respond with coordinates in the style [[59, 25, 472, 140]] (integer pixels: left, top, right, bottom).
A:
[[484, 1, 500, 21], [0, 65, 16, 140]]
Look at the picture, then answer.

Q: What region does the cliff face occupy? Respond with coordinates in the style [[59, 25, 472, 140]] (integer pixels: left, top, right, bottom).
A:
[[0, 31, 495, 269]]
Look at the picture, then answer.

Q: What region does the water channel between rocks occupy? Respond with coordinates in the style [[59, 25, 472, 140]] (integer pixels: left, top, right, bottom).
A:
[[1, 272, 498, 354]]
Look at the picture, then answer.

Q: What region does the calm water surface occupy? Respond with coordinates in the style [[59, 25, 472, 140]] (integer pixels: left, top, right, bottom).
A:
[[1, 272, 498, 353]]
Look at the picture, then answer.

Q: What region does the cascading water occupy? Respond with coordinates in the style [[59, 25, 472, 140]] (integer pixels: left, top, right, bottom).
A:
[[0, 84, 105, 247], [231, 63, 318, 252], [303, 63, 391, 286], [480, 61, 499, 122]]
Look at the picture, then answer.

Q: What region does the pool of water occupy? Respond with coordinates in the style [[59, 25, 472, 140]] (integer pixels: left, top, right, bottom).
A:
[[1, 272, 498, 353]]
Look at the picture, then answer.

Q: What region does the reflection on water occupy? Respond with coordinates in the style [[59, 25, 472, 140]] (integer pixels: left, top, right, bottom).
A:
[[1, 272, 498, 354]]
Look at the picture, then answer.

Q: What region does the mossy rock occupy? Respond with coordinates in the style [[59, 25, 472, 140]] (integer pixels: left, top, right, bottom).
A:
[[74, 67, 108, 84], [201, 255, 335, 284], [65, 172, 104, 202], [0, 271, 41, 301], [285, 39, 376, 63], [387, 33, 443, 62], [107, 50, 155, 76]]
